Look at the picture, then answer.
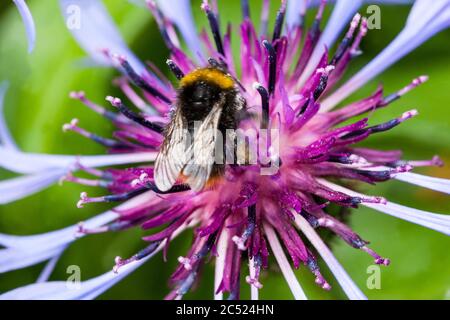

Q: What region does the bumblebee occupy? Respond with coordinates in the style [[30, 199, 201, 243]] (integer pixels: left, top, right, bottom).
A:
[[154, 67, 246, 192]]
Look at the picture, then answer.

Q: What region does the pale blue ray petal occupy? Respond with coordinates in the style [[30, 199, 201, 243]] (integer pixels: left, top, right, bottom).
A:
[[0, 169, 67, 205], [286, 0, 308, 29], [154, 0, 202, 58], [0, 210, 118, 250], [298, 0, 363, 87], [0, 81, 19, 151], [36, 246, 68, 283], [59, 0, 145, 74], [13, 0, 36, 53], [0, 221, 187, 300], [322, 0, 450, 111], [365, 201, 450, 236], [0, 193, 155, 275], [394, 172, 450, 195], [286, 0, 413, 30], [319, 179, 450, 236], [0, 211, 117, 273], [0, 245, 66, 274], [0, 252, 148, 300], [294, 214, 367, 300], [0, 147, 156, 174]]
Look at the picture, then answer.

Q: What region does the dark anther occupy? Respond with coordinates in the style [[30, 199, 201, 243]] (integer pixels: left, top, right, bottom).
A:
[[300, 210, 320, 228], [330, 37, 351, 66], [313, 73, 329, 100], [135, 241, 161, 260], [89, 134, 129, 150], [104, 183, 190, 203], [254, 84, 269, 129], [241, 0, 250, 19], [110, 98, 164, 134], [342, 119, 400, 140], [355, 169, 391, 182], [119, 58, 171, 104], [328, 154, 353, 164], [203, 4, 225, 56], [262, 40, 277, 96], [350, 237, 368, 249], [272, 1, 287, 42], [166, 59, 184, 80]]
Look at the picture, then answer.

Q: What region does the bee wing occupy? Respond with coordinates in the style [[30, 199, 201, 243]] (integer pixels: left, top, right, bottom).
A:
[[154, 108, 190, 192], [182, 101, 223, 192]]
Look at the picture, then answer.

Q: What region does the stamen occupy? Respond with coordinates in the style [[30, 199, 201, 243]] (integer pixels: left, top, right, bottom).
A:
[[166, 59, 184, 80], [316, 0, 327, 20], [78, 183, 190, 208], [380, 76, 428, 106], [113, 55, 171, 104], [310, 0, 327, 39], [130, 173, 149, 187], [361, 246, 391, 266], [360, 196, 387, 205], [146, 1, 176, 51], [77, 192, 104, 208], [272, 0, 287, 42], [75, 221, 108, 236], [328, 153, 368, 165], [77, 219, 138, 236], [245, 276, 263, 289], [307, 257, 331, 290], [114, 78, 154, 114], [113, 241, 161, 273], [202, 0, 225, 56], [232, 204, 256, 251], [342, 110, 418, 139], [253, 83, 269, 129], [241, 0, 250, 20], [313, 65, 334, 100], [63, 118, 128, 149], [390, 155, 443, 168], [59, 172, 109, 188], [178, 256, 193, 270], [262, 40, 277, 96], [72, 159, 113, 179], [314, 209, 391, 267], [350, 18, 368, 57], [246, 254, 263, 292], [353, 165, 412, 182], [297, 66, 334, 116], [69, 91, 120, 121], [106, 96, 164, 133], [330, 13, 361, 66], [176, 271, 197, 297]]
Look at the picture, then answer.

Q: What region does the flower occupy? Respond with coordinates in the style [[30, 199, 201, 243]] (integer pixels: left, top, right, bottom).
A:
[[1, 0, 450, 300]]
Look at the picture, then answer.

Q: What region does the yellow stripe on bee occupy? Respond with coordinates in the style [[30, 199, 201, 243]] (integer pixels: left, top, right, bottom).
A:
[[180, 68, 234, 90]]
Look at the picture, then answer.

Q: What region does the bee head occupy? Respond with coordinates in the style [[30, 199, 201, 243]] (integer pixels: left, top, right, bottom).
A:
[[178, 68, 235, 119], [185, 81, 220, 106]]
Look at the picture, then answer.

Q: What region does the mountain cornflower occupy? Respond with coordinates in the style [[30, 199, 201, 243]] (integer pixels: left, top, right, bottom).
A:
[[1, 0, 450, 300]]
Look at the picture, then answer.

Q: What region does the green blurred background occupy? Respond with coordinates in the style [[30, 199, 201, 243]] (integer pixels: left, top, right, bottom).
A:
[[0, 0, 449, 300]]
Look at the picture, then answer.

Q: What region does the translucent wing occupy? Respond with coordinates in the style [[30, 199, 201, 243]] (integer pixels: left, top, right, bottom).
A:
[[182, 101, 224, 192], [154, 107, 190, 192]]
